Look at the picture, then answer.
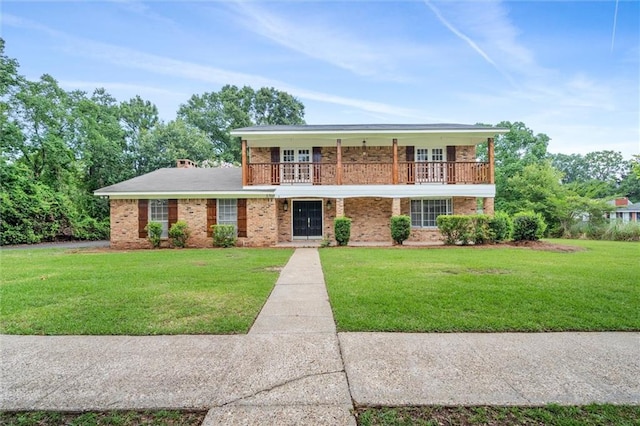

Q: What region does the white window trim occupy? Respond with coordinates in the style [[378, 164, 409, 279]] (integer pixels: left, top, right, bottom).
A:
[[217, 199, 238, 234], [410, 198, 452, 228], [148, 199, 169, 238]]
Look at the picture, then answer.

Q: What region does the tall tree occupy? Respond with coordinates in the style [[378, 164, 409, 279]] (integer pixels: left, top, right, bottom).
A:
[[178, 85, 305, 162], [120, 95, 159, 174]]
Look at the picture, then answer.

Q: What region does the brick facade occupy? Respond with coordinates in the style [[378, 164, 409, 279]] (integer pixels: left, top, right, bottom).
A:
[[345, 198, 393, 242], [243, 198, 278, 247], [110, 199, 149, 249], [177, 199, 209, 248]]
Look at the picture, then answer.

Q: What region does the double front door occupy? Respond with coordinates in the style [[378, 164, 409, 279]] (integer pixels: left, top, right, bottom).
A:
[[292, 200, 323, 239]]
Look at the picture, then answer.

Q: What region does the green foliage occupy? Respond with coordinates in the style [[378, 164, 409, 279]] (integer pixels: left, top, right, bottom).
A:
[[603, 221, 640, 242], [320, 233, 332, 248], [72, 216, 109, 240], [472, 214, 491, 245], [334, 216, 352, 246], [390, 215, 411, 245], [145, 221, 163, 248], [488, 211, 513, 242], [213, 224, 237, 248], [437, 215, 473, 245], [512, 211, 547, 241], [168, 220, 191, 248]]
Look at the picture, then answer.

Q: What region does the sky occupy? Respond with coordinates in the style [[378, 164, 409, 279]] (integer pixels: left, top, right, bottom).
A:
[[2, 0, 639, 158]]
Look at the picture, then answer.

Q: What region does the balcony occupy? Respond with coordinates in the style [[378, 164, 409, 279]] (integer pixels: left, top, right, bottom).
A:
[[247, 162, 491, 186]]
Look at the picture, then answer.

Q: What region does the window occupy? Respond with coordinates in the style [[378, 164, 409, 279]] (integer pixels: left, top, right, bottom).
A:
[[218, 199, 238, 232], [410, 199, 452, 228], [149, 199, 169, 238]]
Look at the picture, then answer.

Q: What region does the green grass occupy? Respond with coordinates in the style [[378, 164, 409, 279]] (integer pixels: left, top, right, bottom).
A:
[[0, 410, 206, 425], [321, 240, 640, 332], [356, 404, 640, 425], [0, 248, 292, 335]]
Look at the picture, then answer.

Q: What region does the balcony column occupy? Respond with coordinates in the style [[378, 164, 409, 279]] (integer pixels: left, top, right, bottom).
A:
[[392, 198, 401, 216], [392, 138, 398, 184], [336, 198, 345, 217], [336, 138, 343, 185], [488, 137, 495, 184], [241, 139, 248, 186]]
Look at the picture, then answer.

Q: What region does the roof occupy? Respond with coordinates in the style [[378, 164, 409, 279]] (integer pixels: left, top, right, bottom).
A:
[[231, 123, 507, 135], [615, 202, 640, 212], [94, 168, 273, 198]]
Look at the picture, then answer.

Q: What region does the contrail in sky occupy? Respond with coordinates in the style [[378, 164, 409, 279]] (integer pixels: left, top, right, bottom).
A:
[[611, 0, 619, 52]]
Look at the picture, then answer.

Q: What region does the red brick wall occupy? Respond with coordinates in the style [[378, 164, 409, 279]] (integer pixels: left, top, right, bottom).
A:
[[344, 198, 392, 242]]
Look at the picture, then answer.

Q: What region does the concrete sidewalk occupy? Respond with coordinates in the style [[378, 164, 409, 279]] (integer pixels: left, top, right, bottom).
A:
[[1, 248, 639, 425]]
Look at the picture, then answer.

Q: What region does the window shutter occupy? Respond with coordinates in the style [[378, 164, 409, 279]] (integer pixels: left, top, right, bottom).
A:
[[312, 147, 322, 184], [206, 199, 217, 237], [406, 146, 415, 184], [447, 146, 456, 184], [270, 147, 280, 184], [168, 199, 178, 229], [138, 199, 148, 238], [237, 199, 247, 238]]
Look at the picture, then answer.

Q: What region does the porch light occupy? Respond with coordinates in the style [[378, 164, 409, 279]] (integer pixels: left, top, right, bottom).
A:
[[326, 199, 332, 210], [283, 199, 289, 211]]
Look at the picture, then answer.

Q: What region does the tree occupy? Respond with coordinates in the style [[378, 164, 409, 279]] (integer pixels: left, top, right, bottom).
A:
[[178, 85, 305, 162], [120, 95, 159, 175], [138, 119, 214, 174]]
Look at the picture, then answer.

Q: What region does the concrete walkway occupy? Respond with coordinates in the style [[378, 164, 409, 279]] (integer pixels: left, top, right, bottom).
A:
[[1, 248, 639, 425]]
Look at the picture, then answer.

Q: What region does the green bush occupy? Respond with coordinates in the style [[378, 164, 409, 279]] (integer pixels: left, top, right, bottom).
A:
[[488, 211, 513, 242], [334, 217, 352, 246], [168, 220, 191, 248], [472, 214, 491, 245], [603, 221, 640, 242], [72, 217, 109, 240], [437, 215, 473, 245], [512, 211, 547, 241], [213, 224, 237, 248], [390, 215, 411, 245], [145, 222, 163, 248]]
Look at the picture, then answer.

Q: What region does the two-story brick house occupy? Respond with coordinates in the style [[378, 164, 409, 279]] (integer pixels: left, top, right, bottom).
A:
[[95, 124, 506, 248]]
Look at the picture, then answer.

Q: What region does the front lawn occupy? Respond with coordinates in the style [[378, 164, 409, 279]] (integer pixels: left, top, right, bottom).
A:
[[0, 248, 292, 335], [321, 240, 640, 332], [356, 404, 640, 426]]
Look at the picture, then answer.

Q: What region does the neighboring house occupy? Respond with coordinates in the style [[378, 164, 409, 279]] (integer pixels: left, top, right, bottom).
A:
[[95, 124, 507, 248], [606, 197, 640, 223]]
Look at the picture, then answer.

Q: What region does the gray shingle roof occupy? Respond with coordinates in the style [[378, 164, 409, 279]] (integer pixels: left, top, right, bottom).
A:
[[231, 123, 503, 134], [94, 168, 264, 195]]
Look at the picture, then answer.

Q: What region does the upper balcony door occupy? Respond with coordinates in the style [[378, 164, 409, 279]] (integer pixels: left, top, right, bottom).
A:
[[415, 148, 446, 183], [281, 148, 311, 184]]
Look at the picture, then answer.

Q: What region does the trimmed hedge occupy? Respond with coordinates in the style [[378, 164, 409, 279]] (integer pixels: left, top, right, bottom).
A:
[[437, 215, 474, 245], [334, 217, 352, 246], [488, 211, 513, 242], [390, 215, 411, 245], [169, 220, 191, 248]]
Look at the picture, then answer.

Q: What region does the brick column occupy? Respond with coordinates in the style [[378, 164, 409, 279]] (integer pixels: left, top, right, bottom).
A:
[[483, 197, 495, 215], [336, 198, 345, 217], [392, 198, 401, 216]]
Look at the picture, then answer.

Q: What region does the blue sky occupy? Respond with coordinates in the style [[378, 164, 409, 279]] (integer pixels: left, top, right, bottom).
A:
[[2, 0, 639, 158]]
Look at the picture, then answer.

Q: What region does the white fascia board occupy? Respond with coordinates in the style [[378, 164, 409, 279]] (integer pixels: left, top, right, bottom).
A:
[[231, 129, 508, 136], [94, 191, 275, 199], [272, 185, 495, 199]]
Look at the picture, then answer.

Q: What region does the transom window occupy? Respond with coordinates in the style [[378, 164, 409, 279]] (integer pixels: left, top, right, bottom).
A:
[[218, 199, 238, 231], [410, 199, 452, 228], [149, 199, 169, 238]]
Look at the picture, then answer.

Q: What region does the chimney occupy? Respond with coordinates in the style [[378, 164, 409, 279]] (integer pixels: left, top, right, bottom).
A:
[[615, 197, 630, 206], [176, 159, 197, 169]]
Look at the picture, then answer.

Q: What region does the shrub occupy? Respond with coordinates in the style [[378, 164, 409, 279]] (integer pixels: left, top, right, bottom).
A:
[[72, 217, 109, 241], [320, 233, 332, 248], [585, 224, 606, 240], [512, 211, 547, 241], [213, 224, 237, 247], [390, 215, 411, 245], [168, 220, 191, 248], [472, 214, 491, 245], [334, 217, 352, 246], [603, 221, 640, 242], [145, 221, 163, 248], [488, 211, 513, 242], [437, 215, 473, 245]]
